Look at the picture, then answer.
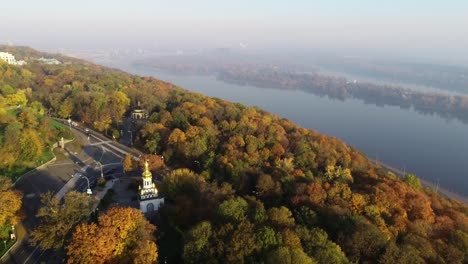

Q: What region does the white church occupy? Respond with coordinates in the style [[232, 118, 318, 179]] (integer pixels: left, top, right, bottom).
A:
[[139, 160, 164, 213]]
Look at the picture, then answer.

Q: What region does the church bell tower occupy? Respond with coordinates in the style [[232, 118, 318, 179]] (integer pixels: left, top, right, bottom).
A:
[[139, 160, 164, 213]]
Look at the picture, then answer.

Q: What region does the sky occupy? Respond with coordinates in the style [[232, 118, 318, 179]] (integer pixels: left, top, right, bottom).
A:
[[1, 0, 468, 63]]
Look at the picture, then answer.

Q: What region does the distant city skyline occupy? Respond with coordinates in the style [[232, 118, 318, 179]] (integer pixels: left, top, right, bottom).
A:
[[1, 0, 468, 64]]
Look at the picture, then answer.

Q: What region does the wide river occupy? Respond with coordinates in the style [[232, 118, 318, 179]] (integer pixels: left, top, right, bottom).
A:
[[111, 63, 468, 197]]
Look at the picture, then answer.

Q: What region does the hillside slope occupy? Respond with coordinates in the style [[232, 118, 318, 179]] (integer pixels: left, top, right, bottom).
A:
[[0, 46, 466, 263]]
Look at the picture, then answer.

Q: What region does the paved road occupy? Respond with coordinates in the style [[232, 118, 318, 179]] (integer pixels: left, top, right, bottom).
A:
[[2, 121, 141, 264]]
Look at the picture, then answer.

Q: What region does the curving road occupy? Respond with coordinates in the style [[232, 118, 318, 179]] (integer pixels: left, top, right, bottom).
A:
[[1, 120, 143, 264]]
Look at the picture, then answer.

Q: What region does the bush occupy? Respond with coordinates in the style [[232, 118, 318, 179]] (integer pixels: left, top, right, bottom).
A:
[[97, 178, 106, 187], [403, 174, 422, 190]]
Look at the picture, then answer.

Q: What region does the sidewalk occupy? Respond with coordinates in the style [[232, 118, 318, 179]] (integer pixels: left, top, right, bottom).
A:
[[0, 224, 26, 263], [1, 135, 116, 263], [92, 180, 115, 211]]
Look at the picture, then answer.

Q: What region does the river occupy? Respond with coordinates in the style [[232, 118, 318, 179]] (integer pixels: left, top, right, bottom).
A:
[[109, 63, 468, 198]]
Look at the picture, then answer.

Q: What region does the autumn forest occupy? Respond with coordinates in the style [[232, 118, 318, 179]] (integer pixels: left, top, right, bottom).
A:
[[0, 46, 467, 264]]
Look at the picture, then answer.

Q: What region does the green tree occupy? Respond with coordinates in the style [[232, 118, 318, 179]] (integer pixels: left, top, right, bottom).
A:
[[218, 197, 248, 223], [183, 221, 213, 263], [31, 191, 96, 250], [379, 243, 425, 264], [145, 132, 160, 154], [296, 226, 349, 264], [268, 206, 295, 227], [403, 174, 422, 190], [267, 246, 316, 264], [5, 89, 27, 106], [256, 226, 282, 251], [0, 84, 15, 96], [58, 99, 74, 118], [108, 91, 130, 122], [19, 129, 44, 161], [162, 168, 202, 200], [339, 220, 387, 263], [294, 206, 318, 229]]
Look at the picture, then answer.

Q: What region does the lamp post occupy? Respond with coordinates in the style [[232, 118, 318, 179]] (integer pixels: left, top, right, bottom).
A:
[[194, 160, 200, 172], [81, 176, 92, 195], [67, 117, 72, 130], [10, 225, 15, 241], [97, 161, 104, 178], [128, 130, 133, 146]]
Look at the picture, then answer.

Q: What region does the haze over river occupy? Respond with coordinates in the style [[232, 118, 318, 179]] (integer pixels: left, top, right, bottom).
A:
[[111, 63, 468, 198]]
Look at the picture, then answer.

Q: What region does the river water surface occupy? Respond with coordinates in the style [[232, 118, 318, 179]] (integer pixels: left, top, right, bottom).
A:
[[112, 64, 468, 198]]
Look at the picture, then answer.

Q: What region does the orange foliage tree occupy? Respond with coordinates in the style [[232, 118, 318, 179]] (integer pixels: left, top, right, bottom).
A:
[[66, 207, 157, 264]]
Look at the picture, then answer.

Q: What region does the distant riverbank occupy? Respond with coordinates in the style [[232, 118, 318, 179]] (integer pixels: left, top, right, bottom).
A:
[[216, 67, 468, 125]]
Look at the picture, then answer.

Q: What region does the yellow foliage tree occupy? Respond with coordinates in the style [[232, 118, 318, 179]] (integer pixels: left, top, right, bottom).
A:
[[123, 154, 136, 173], [0, 177, 22, 228], [5, 90, 27, 106]]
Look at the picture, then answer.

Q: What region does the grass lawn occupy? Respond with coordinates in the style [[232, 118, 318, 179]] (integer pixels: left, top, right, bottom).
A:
[[49, 119, 74, 140], [0, 148, 54, 181], [0, 239, 15, 258], [0, 119, 76, 181], [0, 224, 15, 257], [0, 225, 11, 240]]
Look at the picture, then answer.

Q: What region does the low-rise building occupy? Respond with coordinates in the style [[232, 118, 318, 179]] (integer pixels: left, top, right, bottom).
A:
[[38, 57, 61, 65], [131, 109, 148, 119], [0, 52, 26, 65], [131, 101, 148, 120], [0, 52, 16, 64], [0, 52, 27, 65]]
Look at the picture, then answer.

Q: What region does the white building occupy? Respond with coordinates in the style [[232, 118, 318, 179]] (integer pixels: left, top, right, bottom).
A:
[[38, 57, 61, 65], [0, 52, 27, 65], [0, 52, 17, 64], [139, 160, 164, 213]]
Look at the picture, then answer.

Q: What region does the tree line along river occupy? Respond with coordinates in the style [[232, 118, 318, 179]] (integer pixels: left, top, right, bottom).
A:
[[110, 63, 468, 199]]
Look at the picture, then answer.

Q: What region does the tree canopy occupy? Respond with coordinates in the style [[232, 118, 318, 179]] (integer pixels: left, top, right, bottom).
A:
[[0, 46, 466, 263]]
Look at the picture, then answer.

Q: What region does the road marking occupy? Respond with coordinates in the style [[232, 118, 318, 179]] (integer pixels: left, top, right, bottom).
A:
[[46, 162, 74, 167], [25, 193, 36, 198], [23, 246, 39, 264], [89, 141, 112, 146], [33, 250, 46, 264], [102, 162, 123, 167]]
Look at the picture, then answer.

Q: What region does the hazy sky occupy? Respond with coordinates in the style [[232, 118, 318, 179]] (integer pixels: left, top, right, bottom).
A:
[[1, 0, 468, 63]]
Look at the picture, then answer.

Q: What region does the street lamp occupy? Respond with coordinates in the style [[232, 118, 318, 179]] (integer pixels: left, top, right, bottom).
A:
[[194, 160, 201, 171], [68, 117, 72, 130], [81, 176, 92, 195], [97, 161, 104, 178], [128, 130, 133, 146], [10, 225, 15, 241]]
